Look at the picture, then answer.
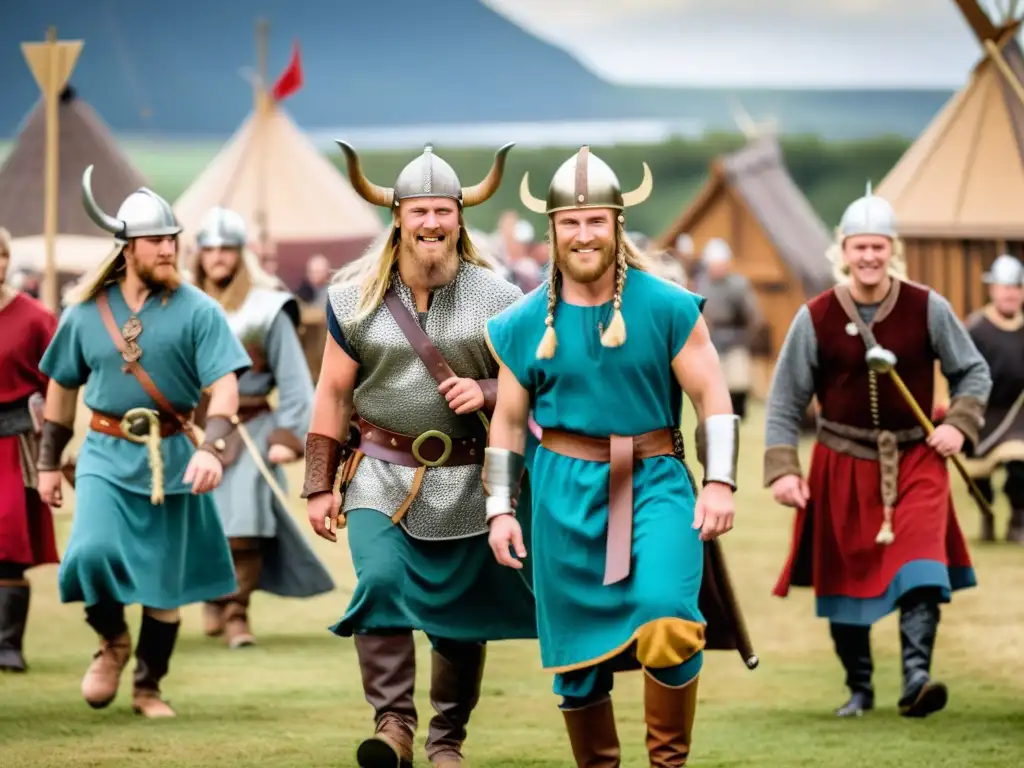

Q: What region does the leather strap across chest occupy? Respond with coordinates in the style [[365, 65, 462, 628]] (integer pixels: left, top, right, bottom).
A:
[[541, 427, 678, 585], [95, 291, 198, 447]]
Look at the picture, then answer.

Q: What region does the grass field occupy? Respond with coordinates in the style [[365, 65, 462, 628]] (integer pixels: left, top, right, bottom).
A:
[[1, 401, 1022, 766]]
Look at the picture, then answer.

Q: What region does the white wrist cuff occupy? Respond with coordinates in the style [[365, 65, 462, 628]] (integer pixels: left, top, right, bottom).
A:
[[486, 495, 513, 521]]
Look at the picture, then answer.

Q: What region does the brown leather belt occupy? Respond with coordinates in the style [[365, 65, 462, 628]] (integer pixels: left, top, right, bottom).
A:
[[541, 427, 677, 586], [90, 410, 184, 440], [352, 415, 485, 524]]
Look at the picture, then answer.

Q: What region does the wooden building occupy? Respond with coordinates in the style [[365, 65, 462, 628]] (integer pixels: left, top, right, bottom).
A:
[[876, 1, 1024, 319], [654, 134, 834, 397]]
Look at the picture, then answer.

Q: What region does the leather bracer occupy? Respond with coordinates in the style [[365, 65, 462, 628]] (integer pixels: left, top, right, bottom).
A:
[[36, 420, 74, 472], [301, 432, 345, 499], [196, 415, 236, 462]]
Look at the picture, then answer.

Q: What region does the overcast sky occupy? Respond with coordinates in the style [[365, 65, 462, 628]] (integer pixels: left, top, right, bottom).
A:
[[484, 0, 1021, 88]]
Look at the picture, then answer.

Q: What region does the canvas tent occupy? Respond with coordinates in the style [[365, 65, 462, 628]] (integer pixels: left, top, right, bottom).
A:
[[172, 92, 384, 291], [655, 133, 833, 397], [876, 0, 1024, 318], [0, 86, 146, 278]]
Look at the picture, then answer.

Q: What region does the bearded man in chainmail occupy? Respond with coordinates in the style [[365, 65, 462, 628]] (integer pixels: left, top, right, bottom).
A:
[[301, 143, 537, 768]]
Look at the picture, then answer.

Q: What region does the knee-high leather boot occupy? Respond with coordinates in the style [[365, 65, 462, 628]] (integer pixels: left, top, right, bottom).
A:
[[561, 696, 621, 767], [898, 600, 947, 718], [424, 641, 486, 766], [0, 579, 30, 672], [829, 622, 874, 716], [354, 633, 418, 768], [644, 672, 699, 767], [131, 613, 180, 718]]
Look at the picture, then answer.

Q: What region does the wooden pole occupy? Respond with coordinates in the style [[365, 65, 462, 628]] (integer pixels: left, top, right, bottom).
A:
[[21, 27, 82, 312], [255, 18, 271, 258]]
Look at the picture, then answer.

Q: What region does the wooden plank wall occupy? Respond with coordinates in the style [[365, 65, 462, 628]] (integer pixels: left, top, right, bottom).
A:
[[904, 237, 1002, 319]]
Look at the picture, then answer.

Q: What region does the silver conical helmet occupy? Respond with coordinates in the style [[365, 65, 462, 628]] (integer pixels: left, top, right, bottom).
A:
[[982, 254, 1024, 286], [838, 181, 897, 240], [196, 206, 247, 249]]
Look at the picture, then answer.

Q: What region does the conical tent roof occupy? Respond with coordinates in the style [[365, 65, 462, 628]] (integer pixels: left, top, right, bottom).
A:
[[173, 102, 384, 252], [877, 21, 1024, 239], [0, 86, 147, 272]]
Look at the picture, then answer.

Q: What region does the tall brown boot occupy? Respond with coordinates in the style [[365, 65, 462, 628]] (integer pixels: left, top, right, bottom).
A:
[[1007, 509, 1024, 544], [223, 541, 263, 649], [424, 642, 486, 766], [561, 696, 621, 767], [202, 602, 224, 637], [131, 613, 180, 718], [644, 673, 700, 767], [354, 633, 418, 768]]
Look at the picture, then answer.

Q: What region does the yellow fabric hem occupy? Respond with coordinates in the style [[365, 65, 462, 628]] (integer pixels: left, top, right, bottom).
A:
[[483, 325, 507, 369], [544, 616, 706, 674]]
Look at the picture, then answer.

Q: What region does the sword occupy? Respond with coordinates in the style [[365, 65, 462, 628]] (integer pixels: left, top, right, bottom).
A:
[[228, 414, 295, 513], [865, 346, 995, 519]]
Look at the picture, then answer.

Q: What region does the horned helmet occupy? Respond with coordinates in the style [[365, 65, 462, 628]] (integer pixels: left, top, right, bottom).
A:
[[519, 145, 653, 359]]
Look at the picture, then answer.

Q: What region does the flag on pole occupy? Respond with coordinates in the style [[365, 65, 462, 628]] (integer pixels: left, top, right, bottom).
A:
[[271, 40, 303, 102]]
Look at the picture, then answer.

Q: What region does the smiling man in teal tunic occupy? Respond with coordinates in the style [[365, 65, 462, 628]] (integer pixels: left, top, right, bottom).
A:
[[34, 167, 251, 718], [484, 147, 740, 767]]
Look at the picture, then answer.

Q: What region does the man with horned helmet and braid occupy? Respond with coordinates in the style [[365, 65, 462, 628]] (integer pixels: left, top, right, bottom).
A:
[[765, 183, 990, 720], [302, 143, 537, 768], [189, 206, 334, 648], [962, 254, 1024, 543], [484, 145, 741, 767], [34, 167, 251, 717]]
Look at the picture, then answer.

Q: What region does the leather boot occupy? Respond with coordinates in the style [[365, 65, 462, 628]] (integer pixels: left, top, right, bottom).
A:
[[0, 580, 30, 672], [829, 622, 874, 716], [425, 642, 486, 766], [224, 545, 262, 649], [1006, 509, 1024, 545], [131, 614, 180, 718], [561, 696, 621, 767], [898, 601, 947, 718], [644, 672, 699, 767], [202, 602, 224, 637], [81, 632, 132, 708], [354, 633, 417, 768]]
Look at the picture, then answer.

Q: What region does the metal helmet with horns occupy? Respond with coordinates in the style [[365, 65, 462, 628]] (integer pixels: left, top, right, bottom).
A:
[[82, 165, 181, 240], [336, 142, 515, 209], [519, 145, 652, 215]]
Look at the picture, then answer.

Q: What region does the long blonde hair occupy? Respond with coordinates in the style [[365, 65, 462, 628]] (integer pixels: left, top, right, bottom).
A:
[[536, 220, 650, 359], [338, 214, 491, 327]]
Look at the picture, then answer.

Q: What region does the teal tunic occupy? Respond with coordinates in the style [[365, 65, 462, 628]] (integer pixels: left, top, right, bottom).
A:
[[39, 282, 252, 609], [486, 269, 707, 691]]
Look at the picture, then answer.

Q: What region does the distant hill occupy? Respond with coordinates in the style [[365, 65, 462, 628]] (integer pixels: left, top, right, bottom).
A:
[[2, 0, 952, 140]]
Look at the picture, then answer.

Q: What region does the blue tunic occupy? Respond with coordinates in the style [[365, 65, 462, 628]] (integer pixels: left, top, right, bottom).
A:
[[40, 282, 252, 609], [486, 269, 708, 692]]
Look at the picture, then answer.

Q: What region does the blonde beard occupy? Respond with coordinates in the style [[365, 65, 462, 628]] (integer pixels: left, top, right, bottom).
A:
[[398, 233, 461, 289], [556, 241, 616, 284]]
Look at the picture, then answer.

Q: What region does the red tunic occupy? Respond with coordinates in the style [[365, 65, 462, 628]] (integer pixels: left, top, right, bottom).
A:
[[774, 283, 973, 602], [0, 293, 60, 566]]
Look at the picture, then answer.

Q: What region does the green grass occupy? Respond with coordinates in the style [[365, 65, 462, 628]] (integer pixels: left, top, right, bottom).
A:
[[1, 400, 1022, 766]]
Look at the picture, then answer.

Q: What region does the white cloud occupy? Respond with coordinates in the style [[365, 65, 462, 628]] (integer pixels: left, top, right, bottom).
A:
[[483, 0, 1022, 87]]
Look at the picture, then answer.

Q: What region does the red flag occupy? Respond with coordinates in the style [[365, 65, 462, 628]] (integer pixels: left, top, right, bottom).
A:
[[271, 41, 303, 102]]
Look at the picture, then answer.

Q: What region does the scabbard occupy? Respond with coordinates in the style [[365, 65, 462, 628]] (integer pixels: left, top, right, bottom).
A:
[[698, 538, 759, 670]]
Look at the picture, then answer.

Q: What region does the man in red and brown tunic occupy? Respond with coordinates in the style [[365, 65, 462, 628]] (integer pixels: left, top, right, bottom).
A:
[[0, 228, 61, 672], [763, 186, 990, 720]]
